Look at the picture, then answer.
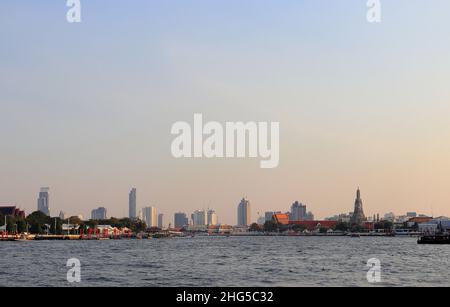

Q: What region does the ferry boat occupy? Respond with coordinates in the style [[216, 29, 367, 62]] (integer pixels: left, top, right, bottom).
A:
[[418, 234, 450, 244]]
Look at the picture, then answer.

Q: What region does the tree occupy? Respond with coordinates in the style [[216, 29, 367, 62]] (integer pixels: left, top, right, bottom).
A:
[[249, 223, 262, 232], [50, 218, 63, 235], [26, 211, 51, 234], [291, 224, 307, 233], [263, 220, 279, 233], [351, 224, 364, 233], [68, 216, 82, 226], [17, 219, 27, 233], [334, 222, 349, 232], [319, 227, 329, 234]]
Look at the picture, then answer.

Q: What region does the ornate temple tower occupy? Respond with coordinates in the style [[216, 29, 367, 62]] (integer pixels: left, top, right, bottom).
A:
[[350, 188, 366, 225]]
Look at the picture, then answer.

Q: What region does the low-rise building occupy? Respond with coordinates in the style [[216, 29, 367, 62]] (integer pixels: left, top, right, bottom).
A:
[[0, 206, 25, 219]]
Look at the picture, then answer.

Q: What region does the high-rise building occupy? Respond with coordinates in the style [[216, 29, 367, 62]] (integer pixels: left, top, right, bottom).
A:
[[129, 188, 137, 219], [350, 188, 366, 225], [174, 212, 189, 228], [305, 211, 314, 221], [191, 210, 207, 226], [207, 209, 218, 226], [289, 201, 307, 221], [237, 198, 251, 227], [37, 187, 50, 216], [91, 207, 107, 220], [158, 213, 164, 229], [143, 207, 158, 228]]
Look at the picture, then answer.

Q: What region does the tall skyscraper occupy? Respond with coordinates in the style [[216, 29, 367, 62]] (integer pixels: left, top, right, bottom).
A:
[[174, 212, 189, 228], [37, 187, 50, 216], [237, 198, 251, 227], [129, 188, 137, 219], [290, 201, 307, 221], [350, 188, 366, 225], [91, 207, 107, 220], [143, 207, 157, 228], [191, 210, 207, 226], [207, 209, 218, 226], [158, 213, 164, 229]]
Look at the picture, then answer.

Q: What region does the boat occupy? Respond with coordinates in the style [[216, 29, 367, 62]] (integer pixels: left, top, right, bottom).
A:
[[14, 234, 30, 242], [418, 234, 450, 244], [152, 232, 172, 239]]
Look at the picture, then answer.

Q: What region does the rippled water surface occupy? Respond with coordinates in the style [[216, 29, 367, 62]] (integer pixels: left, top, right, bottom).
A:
[[1, 236, 449, 287]]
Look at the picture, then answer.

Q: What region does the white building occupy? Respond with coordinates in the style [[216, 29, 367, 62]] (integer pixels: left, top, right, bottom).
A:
[[419, 223, 438, 234], [143, 207, 158, 228], [257, 216, 266, 225], [384, 212, 396, 222], [237, 198, 251, 227], [207, 209, 218, 226], [59, 211, 67, 220], [158, 213, 164, 229]]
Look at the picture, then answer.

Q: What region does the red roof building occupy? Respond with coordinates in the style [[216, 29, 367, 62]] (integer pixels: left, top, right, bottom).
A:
[[273, 213, 290, 225]]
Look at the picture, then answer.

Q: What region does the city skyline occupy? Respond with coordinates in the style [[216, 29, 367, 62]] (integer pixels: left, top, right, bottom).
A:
[[0, 185, 440, 226], [2, 1, 450, 223]]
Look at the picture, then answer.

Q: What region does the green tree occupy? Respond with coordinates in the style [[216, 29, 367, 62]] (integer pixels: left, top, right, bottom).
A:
[[50, 218, 63, 235], [319, 227, 329, 234], [334, 222, 349, 232], [249, 223, 262, 232], [26, 211, 51, 234], [17, 219, 27, 233], [263, 220, 279, 233], [291, 224, 307, 233], [351, 224, 364, 233]]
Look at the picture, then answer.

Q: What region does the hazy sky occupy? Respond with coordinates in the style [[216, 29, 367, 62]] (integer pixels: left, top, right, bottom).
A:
[[1, 0, 450, 224]]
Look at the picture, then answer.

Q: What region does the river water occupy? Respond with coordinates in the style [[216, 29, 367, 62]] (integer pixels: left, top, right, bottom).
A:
[[0, 236, 448, 287]]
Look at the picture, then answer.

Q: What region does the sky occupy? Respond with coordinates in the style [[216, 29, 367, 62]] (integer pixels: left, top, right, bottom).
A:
[[1, 0, 450, 224]]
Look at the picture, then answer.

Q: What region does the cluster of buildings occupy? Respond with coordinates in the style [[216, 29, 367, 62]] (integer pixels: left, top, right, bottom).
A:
[[2, 186, 450, 235]]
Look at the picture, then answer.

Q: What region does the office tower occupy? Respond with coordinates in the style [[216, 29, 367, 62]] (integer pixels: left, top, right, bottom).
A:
[[350, 188, 366, 225], [237, 198, 251, 227], [143, 207, 158, 228], [37, 187, 50, 216], [207, 209, 218, 226], [91, 207, 107, 220], [158, 213, 164, 229], [129, 188, 137, 219], [289, 201, 307, 221], [174, 212, 189, 228], [191, 210, 207, 226]]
